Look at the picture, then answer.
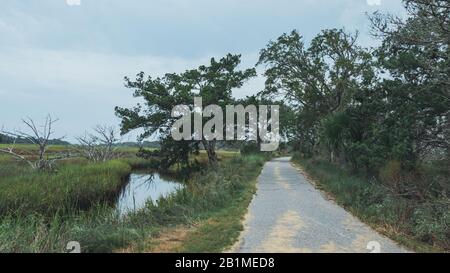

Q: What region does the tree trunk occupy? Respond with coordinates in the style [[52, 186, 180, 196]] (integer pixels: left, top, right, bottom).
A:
[[202, 139, 218, 165]]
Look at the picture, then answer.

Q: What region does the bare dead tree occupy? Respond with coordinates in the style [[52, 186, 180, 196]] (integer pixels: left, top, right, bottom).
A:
[[75, 125, 121, 163], [0, 115, 70, 171]]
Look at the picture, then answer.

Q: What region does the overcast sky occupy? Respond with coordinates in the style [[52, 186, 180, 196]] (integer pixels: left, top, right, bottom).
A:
[[0, 0, 407, 142]]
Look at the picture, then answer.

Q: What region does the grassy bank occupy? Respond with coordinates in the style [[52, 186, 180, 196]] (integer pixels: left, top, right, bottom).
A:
[[292, 155, 449, 252], [0, 160, 131, 216], [0, 154, 266, 253], [139, 154, 265, 253], [0, 145, 236, 216]]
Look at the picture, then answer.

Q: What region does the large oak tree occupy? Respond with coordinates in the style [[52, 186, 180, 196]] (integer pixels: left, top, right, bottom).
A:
[[115, 54, 256, 166]]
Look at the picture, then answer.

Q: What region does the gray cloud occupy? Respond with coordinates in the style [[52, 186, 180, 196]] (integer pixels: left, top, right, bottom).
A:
[[0, 0, 406, 141]]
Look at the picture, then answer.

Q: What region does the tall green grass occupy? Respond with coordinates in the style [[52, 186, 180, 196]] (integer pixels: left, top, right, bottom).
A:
[[0, 160, 131, 215], [0, 155, 267, 253], [292, 155, 449, 252]]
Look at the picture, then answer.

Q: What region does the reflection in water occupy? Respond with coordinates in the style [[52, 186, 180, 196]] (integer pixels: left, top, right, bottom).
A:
[[116, 173, 183, 215]]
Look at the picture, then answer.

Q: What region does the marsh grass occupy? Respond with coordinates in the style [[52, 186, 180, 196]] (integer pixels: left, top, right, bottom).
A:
[[0, 160, 131, 216], [0, 154, 266, 253]]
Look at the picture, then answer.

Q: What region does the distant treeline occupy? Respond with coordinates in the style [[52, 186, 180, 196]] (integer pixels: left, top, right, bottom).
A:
[[0, 134, 163, 148], [114, 141, 160, 148], [0, 133, 70, 145]]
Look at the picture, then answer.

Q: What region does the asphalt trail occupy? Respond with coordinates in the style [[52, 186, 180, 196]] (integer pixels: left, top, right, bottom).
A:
[[233, 157, 410, 253]]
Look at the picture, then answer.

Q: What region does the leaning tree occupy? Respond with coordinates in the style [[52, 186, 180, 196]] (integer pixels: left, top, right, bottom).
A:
[[115, 54, 256, 166]]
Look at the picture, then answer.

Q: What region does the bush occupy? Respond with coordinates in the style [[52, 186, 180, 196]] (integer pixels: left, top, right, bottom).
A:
[[240, 141, 261, 155]]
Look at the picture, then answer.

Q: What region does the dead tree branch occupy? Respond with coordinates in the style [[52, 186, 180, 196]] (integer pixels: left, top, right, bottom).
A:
[[75, 125, 121, 163], [0, 115, 70, 171]]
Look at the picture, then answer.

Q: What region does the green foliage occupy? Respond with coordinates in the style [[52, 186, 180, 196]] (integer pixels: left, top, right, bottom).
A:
[[258, 28, 375, 157], [240, 141, 260, 155], [158, 138, 200, 170], [259, 0, 449, 174], [369, 1, 450, 163], [115, 54, 256, 167]]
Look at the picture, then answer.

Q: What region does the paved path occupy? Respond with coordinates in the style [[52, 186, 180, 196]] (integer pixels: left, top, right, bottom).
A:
[[233, 157, 409, 253]]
